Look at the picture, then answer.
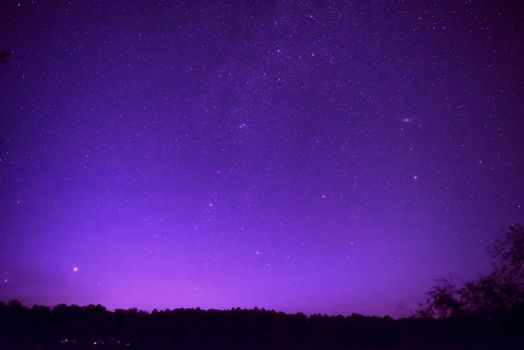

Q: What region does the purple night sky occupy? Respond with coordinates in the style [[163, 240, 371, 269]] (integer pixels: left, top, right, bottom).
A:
[[0, 1, 523, 317]]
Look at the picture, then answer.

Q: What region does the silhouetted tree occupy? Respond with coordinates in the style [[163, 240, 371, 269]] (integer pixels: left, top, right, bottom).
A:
[[490, 224, 524, 287], [422, 278, 462, 318], [422, 224, 524, 317]]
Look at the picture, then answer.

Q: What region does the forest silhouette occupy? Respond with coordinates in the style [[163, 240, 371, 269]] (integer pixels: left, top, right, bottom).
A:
[[1, 225, 523, 349]]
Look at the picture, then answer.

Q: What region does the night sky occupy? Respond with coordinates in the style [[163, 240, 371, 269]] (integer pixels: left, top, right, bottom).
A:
[[1, 0, 523, 317]]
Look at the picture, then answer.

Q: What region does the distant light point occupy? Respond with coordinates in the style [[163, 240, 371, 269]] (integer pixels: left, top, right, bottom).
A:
[[73, 266, 79, 273]]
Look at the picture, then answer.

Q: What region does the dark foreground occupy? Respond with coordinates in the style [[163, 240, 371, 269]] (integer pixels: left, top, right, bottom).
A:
[[2, 301, 524, 350]]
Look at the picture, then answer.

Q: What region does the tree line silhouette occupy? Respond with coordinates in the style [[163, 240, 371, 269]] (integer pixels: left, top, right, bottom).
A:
[[1, 225, 523, 350]]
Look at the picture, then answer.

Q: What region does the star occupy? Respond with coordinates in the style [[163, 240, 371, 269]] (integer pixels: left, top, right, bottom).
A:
[[73, 266, 79, 273]]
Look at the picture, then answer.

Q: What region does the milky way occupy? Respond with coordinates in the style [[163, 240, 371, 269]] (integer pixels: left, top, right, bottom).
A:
[[1, 1, 523, 316]]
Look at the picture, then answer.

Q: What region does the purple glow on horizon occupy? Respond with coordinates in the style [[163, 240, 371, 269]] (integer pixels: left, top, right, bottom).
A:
[[0, 1, 523, 317]]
